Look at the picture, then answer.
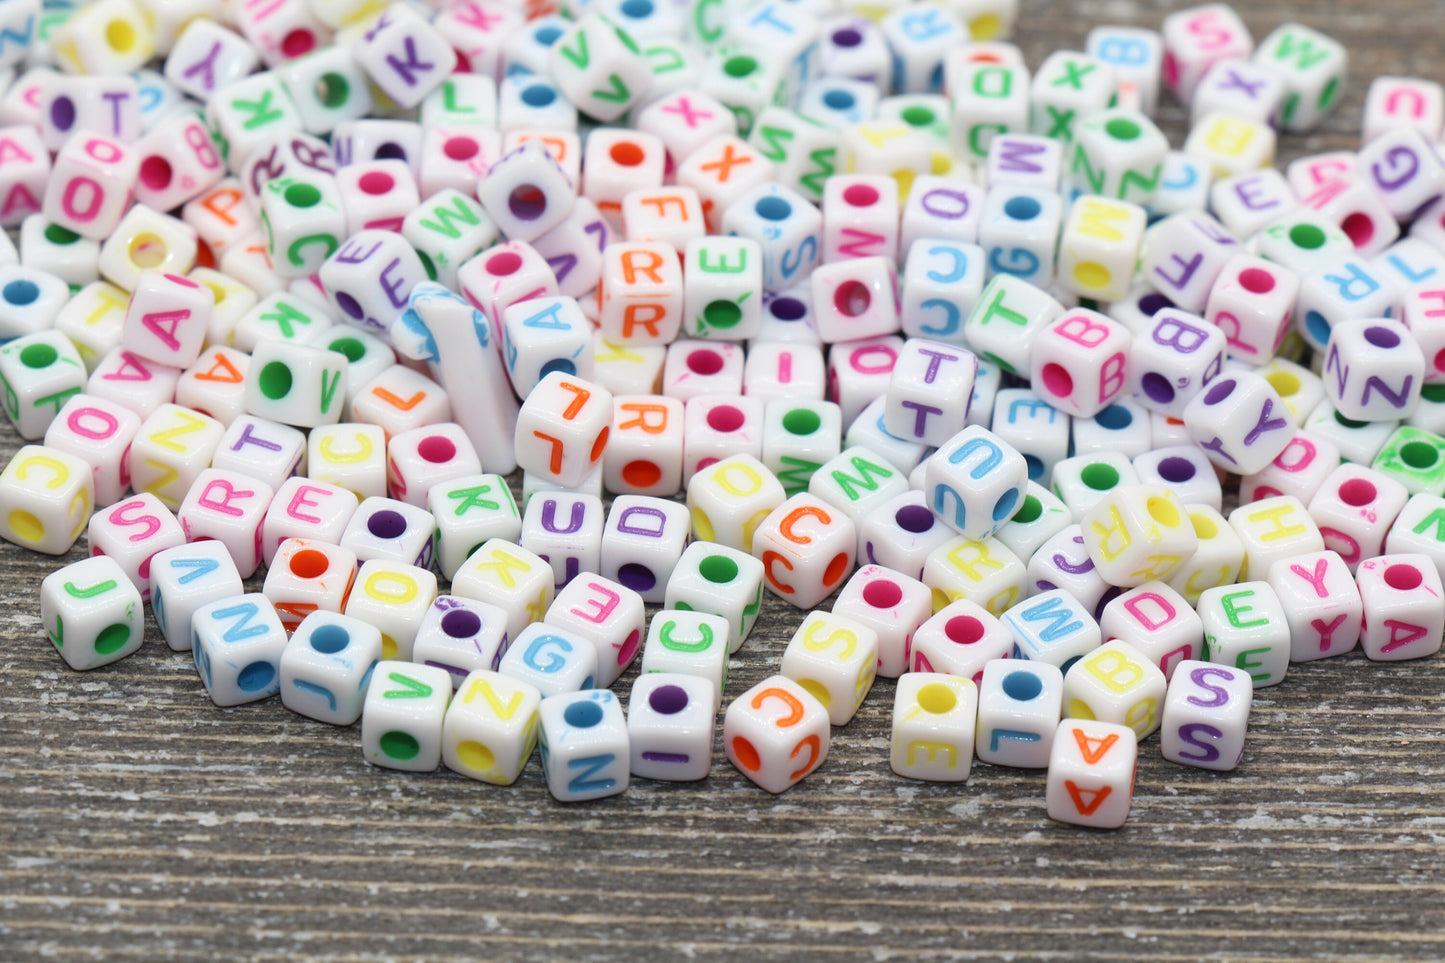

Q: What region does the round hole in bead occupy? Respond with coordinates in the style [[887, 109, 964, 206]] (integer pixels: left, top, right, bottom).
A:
[[649, 684, 689, 715], [1080, 463, 1119, 491], [329, 337, 366, 362], [444, 136, 479, 161], [724, 55, 757, 78], [917, 683, 956, 714], [317, 72, 350, 107], [1139, 371, 1175, 404], [486, 251, 522, 276], [706, 405, 745, 432], [1385, 563, 1423, 591], [703, 299, 742, 329], [1334, 410, 1369, 428], [621, 460, 661, 487], [375, 142, 407, 161], [1023, 454, 1044, 481], [441, 608, 481, 638], [1137, 292, 1174, 316], [1401, 441, 1440, 469], [285, 183, 321, 208], [281, 28, 316, 58], [992, 486, 1019, 521], [91, 621, 131, 655], [700, 554, 738, 584], [1191, 511, 1218, 539], [1040, 362, 1073, 398], [901, 106, 935, 126], [782, 408, 820, 435], [1012, 495, 1042, 525], [564, 700, 604, 728], [44, 224, 79, 246], [1106, 117, 1140, 140], [310, 624, 350, 654], [129, 234, 167, 269], [1364, 325, 1401, 349], [417, 435, 456, 463], [367, 509, 408, 539], [1202, 378, 1235, 405], [687, 349, 724, 375], [521, 84, 557, 107], [237, 661, 275, 692], [257, 361, 293, 400], [1339, 477, 1377, 505], [508, 184, 548, 221], [379, 730, 419, 759], [1289, 223, 1326, 250], [831, 27, 862, 47], [106, 19, 135, 52], [1239, 267, 1275, 293], [1266, 370, 1300, 396], [1341, 212, 1374, 248], [359, 171, 394, 195], [895, 504, 935, 533], [4, 280, 38, 306], [1157, 456, 1196, 484], [7, 508, 41, 542], [1003, 195, 1040, 220], [538, 358, 576, 379], [19, 343, 56, 369], [1146, 495, 1181, 527], [824, 552, 849, 585], [1002, 669, 1042, 701], [944, 615, 984, 644], [50, 96, 75, 131], [754, 196, 791, 221], [289, 549, 330, 578], [603, 141, 643, 169], [1095, 404, 1132, 430], [535, 25, 563, 44], [1304, 311, 1331, 346], [863, 579, 902, 608], [823, 88, 855, 111], [617, 562, 655, 593], [139, 155, 172, 191], [335, 292, 364, 319], [731, 735, 761, 770], [833, 280, 871, 317], [770, 297, 805, 321], [1073, 262, 1111, 290], [455, 740, 494, 770], [617, 629, 641, 665], [843, 183, 879, 207]]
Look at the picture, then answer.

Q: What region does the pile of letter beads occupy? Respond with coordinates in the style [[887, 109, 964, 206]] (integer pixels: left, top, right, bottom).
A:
[[5, 0, 1445, 829]]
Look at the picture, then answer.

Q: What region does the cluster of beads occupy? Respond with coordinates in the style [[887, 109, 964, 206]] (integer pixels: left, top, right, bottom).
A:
[[6, 0, 1445, 828]]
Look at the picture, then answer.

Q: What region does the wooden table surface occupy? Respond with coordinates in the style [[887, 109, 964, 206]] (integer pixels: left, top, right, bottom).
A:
[[6, 2, 1445, 960]]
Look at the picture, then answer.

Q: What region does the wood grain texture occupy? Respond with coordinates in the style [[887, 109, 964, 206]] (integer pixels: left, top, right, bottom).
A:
[[5, 2, 1445, 960]]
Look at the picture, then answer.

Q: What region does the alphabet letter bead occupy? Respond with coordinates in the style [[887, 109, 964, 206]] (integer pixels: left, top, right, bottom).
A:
[[1160, 661, 1253, 770], [280, 611, 384, 725], [1029, 308, 1132, 419], [832, 565, 933, 679], [442, 670, 541, 786], [513, 371, 612, 488], [925, 426, 1029, 540], [909, 599, 1014, 679], [39, 555, 145, 671], [190, 594, 289, 707], [1197, 582, 1291, 686], [724, 674, 830, 793], [891, 673, 978, 782], [752, 492, 857, 609], [1184, 372, 1297, 474], [1063, 640, 1168, 738], [451, 539, 554, 642], [1356, 554, 1445, 661], [975, 659, 1065, 768], [361, 662, 452, 772], [627, 673, 716, 782], [663, 542, 766, 655], [1046, 718, 1137, 829], [176, 468, 275, 578], [411, 596, 512, 689]]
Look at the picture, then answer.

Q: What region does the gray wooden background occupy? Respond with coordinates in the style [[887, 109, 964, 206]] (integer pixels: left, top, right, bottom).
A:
[[5, 1, 1445, 960]]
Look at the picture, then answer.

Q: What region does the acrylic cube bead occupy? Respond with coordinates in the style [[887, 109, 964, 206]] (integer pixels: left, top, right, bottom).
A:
[[1160, 660, 1253, 771], [360, 662, 453, 773], [190, 593, 289, 707], [544, 575, 646, 688], [538, 689, 630, 803], [924, 426, 1029, 540], [627, 672, 716, 782], [441, 669, 542, 786], [279, 610, 384, 726], [663, 541, 766, 655], [639, 609, 731, 709], [1356, 554, 1445, 661], [890, 673, 978, 782], [723, 674, 831, 794], [832, 565, 934, 679], [1045, 718, 1138, 829], [411, 596, 512, 690], [263, 537, 358, 634], [1062, 640, 1168, 739], [974, 659, 1066, 769], [39, 555, 145, 672], [148, 541, 244, 653]]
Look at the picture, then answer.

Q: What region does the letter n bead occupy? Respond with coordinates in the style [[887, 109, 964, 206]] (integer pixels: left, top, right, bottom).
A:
[[891, 673, 978, 782], [1356, 554, 1445, 661], [1160, 660, 1253, 771], [724, 674, 831, 794], [538, 689, 630, 802], [40, 555, 145, 671], [1045, 718, 1138, 829], [442, 670, 542, 786], [190, 594, 289, 707]]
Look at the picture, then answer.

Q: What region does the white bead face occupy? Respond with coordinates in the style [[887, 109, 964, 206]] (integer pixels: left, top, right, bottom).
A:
[[976, 659, 1064, 769], [538, 689, 630, 802], [891, 673, 978, 782], [723, 674, 831, 794], [1045, 718, 1138, 829], [1160, 660, 1253, 771], [279, 611, 384, 726], [628, 673, 716, 783], [360, 662, 453, 773], [40, 555, 145, 671]]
